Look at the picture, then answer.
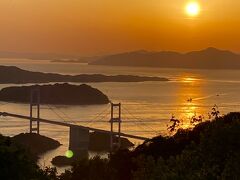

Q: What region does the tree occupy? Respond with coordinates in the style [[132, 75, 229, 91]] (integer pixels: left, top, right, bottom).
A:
[[0, 134, 52, 180]]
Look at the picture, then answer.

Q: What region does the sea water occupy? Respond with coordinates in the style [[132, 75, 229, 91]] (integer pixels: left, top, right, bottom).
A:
[[0, 58, 239, 170]]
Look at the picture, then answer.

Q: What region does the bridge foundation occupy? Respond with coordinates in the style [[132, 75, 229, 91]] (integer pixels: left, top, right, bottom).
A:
[[69, 125, 89, 159]]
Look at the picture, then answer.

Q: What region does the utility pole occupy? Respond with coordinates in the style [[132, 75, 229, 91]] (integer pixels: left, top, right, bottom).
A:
[[110, 103, 121, 152], [30, 88, 40, 134]]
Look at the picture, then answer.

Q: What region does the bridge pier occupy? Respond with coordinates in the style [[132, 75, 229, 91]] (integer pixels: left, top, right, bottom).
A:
[[69, 125, 89, 159]]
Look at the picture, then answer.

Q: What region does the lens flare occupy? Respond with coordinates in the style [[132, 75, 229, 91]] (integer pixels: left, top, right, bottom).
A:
[[65, 150, 74, 158]]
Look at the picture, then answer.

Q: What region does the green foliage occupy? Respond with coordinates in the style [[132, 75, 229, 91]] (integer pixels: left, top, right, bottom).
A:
[[59, 156, 112, 180], [167, 115, 181, 133], [211, 104, 220, 119], [132, 112, 240, 179], [59, 113, 240, 179], [42, 167, 59, 180]]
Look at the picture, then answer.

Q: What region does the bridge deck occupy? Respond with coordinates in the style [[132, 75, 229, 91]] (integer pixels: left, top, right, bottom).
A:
[[0, 112, 149, 141]]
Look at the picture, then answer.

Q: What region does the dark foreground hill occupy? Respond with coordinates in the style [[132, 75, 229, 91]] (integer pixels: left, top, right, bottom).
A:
[[0, 65, 169, 84], [90, 47, 240, 69], [0, 134, 53, 179], [0, 112, 239, 179], [0, 83, 110, 105], [59, 112, 240, 180]]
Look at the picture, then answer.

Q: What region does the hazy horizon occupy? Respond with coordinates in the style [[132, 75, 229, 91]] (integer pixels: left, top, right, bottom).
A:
[[0, 47, 239, 57], [0, 0, 240, 56]]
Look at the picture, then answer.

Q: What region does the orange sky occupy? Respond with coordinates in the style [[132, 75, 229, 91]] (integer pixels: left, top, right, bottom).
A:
[[0, 0, 240, 55]]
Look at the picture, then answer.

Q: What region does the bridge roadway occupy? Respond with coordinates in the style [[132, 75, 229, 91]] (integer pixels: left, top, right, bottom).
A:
[[0, 112, 149, 141]]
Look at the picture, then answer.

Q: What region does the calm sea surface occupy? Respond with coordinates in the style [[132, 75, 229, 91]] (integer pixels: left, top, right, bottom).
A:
[[0, 58, 239, 169]]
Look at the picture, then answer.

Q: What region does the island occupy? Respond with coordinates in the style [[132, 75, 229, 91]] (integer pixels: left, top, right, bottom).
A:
[[0, 83, 110, 105], [89, 47, 240, 69], [0, 65, 169, 84], [12, 133, 61, 161], [89, 132, 134, 151]]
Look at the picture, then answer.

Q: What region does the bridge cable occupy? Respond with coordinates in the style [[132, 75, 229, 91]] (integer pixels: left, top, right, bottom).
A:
[[123, 115, 157, 136], [46, 104, 76, 124], [86, 106, 110, 127], [50, 105, 76, 124], [121, 106, 159, 135], [121, 113, 156, 135], [49, 104, 110, 126]]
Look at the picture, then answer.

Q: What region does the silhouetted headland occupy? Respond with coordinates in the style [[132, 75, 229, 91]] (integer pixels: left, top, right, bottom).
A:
[[0, 66, 169, 84], [52, 156, 74, 167], [89, 132, 134, 151], [0, 83, 110, 105], [13, 133, 61, 161], [90, 47, 240, 69], [50, 55, 100, 63]]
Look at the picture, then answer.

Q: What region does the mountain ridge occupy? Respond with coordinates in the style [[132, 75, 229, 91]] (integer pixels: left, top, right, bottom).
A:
[[90, 48, 240, 69]]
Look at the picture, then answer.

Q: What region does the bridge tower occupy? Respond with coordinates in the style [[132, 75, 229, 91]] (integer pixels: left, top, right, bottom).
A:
[[30, 88, 40, 134], [110, 103, 122, 152]]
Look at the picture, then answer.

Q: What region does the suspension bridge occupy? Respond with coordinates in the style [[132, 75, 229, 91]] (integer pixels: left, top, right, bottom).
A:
[[0, 89, 154, 156]]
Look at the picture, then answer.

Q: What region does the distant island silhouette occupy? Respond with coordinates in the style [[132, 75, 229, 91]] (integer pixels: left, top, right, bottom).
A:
[[0, 83, 109, 105], [0, 51, 83, 61], [90, 47, 240, 69], [13, 133, 61, 161], [0, 66, 169, 84]]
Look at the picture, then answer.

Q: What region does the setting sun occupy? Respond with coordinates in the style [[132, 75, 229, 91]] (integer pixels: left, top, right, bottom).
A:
[[186, 2, 200, 17]]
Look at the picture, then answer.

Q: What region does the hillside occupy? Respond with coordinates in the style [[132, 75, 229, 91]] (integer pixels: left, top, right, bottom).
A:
[[60, 112, 240, 179], [90, 48, 240, 69], [0, 83, 110, 105], [0, 66, 169, 84]]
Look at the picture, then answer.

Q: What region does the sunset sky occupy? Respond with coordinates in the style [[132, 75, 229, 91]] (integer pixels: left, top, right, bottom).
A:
[[0, 0, 240, 55]]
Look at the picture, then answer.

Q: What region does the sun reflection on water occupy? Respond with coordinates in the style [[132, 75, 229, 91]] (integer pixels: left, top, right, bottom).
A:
[[181, 77, 201, 83], [176, 75, 205, 129], [185, 103, 197, 119]]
